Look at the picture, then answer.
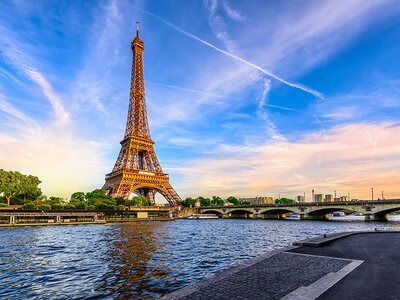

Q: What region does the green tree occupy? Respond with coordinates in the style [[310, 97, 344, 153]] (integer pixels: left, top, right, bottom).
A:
[[130, 196, 149, 206], [227, 196, 239, 205], [39, 204, 50, 210], [51, 203, 64, 210], [114, 197, 125, 206], [211, 196, 224, 206], [85, 189, 108, 200], [23, 202, 35, 209], [275, 198, 294, 204], [199, 196, 211, 207], [19, 174, 42, 201], [48, 197, 63, 206], [71, 192, 85, 201], [0, 170, 21, 206], [67, 198, 86, 210], [95, 202, 116, 210], [182, 197, 196, 207]]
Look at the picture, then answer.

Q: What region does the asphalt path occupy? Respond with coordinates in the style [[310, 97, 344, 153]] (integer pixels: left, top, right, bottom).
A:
[[289, 232, 400, 299]]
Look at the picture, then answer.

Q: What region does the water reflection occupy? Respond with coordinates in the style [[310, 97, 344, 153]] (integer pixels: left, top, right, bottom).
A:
[[101, 222, 175, 299]]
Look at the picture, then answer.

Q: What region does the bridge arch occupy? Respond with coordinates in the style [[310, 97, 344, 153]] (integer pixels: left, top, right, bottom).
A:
[[201, 209, 224, 217], [370, 206, 400, 221], [259, 208, 296, 220], [226, 209, 255, 219], [307, 206, 359, 220]]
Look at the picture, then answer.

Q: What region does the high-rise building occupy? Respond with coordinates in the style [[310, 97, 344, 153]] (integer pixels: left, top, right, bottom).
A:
[[340, 196, 349, 202], [296, 195, 305, 203], [314, 194, 324, 202], [239, 197, 274, 205], [312, 189, 315, 202], [325, 194, 334, 202]]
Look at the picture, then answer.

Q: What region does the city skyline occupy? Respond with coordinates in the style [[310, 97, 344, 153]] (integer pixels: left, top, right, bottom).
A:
[[1, 0, 400, 201]]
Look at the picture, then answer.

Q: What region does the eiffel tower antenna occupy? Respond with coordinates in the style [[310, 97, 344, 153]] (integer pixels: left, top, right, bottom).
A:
[[102, 23, 182, 206]]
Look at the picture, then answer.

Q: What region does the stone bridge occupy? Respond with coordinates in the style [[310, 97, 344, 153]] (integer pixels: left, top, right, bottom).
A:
[[199, 199, 400, 221]]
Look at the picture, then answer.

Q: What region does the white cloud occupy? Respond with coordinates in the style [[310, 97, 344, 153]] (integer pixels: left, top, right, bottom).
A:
[[25, 69, 70, 125], [0, 15, 111, 198], [222, 1, 245, 22], [176, 122, 400, 200]]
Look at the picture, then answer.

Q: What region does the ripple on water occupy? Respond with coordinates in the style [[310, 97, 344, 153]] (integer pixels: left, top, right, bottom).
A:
[[1, 218, 400, 299]]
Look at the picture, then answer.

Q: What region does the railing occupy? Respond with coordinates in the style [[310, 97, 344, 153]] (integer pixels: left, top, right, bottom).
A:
[[200, 199, 400, 209], [0, 212, 100, 216]]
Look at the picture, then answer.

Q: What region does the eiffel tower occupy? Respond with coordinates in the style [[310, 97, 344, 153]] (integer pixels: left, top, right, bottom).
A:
[[103, 22, 181, 206]]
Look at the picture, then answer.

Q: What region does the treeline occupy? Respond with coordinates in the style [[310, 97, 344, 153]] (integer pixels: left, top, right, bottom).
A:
[[0, 169, 153, 210], [182, 196, 295, 207], [22, 189, 152, 211], [0, 169, 41, 206], [181, 196, 251, 207], [59, 189, 151, 210]]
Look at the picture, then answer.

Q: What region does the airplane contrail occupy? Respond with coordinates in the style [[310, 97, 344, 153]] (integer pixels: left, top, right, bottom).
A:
[[138, 9, 324, 100]]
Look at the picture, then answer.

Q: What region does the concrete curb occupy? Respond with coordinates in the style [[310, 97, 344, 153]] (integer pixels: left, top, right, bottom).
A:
[[292, 230, 400, 247]]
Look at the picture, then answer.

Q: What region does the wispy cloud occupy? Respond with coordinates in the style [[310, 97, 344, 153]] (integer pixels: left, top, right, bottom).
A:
[[204, 0, 239, 53], [139, 8, 324, 99], [222, 1, 245, 22], [25, 69, 70, 125]]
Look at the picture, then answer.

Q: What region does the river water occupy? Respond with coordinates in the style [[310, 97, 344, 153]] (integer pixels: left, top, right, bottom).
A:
[[1, 217, 400, 299]]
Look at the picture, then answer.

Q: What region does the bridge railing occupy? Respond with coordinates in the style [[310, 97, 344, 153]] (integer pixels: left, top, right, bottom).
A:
[[200, 199, 400, 209]]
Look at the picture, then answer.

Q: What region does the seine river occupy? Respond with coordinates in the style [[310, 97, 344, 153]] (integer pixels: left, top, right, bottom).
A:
[[2, 217, 400, 299]]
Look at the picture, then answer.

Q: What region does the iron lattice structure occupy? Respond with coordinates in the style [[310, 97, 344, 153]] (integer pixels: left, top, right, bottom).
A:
[[103, 23, 182, 206]]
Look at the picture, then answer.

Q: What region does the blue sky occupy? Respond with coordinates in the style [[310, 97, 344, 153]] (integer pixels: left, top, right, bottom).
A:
[[1, 0, 400, 201]]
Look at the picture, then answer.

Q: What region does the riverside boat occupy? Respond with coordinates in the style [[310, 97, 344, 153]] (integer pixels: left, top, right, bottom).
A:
[[286, 213, 300, 220], [187, 214, 219, 219], [332, 212, 346, 217]]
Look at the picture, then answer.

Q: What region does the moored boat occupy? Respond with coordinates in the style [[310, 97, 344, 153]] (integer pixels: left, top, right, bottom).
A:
[[187, 214, 219, 219]]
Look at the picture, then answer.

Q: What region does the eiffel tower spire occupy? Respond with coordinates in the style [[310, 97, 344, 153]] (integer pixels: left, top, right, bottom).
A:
[[102, 23, 181, 206], [124, 21, 150, 140]]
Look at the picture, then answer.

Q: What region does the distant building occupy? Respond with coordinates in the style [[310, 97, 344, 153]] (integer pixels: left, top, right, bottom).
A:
[[340, 196, 349, 202], [314, 194, 324, 202], [312, 189, 315, 202], [239, 196, 274, 205], [325, 194, 334, 202], [334, 197, 340, 202], [296, 195, 305, 203]]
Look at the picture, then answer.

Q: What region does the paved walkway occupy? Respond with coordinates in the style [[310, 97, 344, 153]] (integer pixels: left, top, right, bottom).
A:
[[162, 231, 400, 300], [290, 232, 400, 299]]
